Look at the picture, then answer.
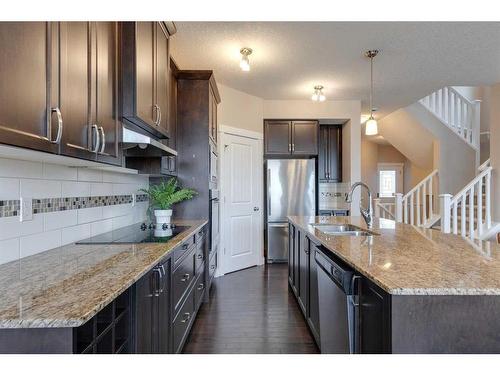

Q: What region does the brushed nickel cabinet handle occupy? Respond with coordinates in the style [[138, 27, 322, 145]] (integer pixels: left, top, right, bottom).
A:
[[50, 107, 63, 144], [158, 106, 162, 126], [181, 312, 191, 323], [197, 254, 203, 259], [197, 283, 204, 290], [99, 126, 106, 154], [90, 124, 100, 153], [181, 273, 190, 282]]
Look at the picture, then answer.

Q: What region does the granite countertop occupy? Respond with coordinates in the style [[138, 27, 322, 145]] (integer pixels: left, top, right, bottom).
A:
[[0, 219, 207, 329], [288, 216, 500, 296]]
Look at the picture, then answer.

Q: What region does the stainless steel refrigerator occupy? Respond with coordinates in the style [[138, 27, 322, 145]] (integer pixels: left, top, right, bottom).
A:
[[266, 159, 316, 262]]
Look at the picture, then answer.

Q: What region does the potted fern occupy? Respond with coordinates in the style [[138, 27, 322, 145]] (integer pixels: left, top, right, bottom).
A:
[[140, 178, 197, 237]]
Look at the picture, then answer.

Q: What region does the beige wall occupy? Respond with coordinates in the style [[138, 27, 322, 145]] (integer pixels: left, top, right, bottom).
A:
[[361, 138, 378, 194], [218, 84, 264, 133], [488, 84, 500, 222]]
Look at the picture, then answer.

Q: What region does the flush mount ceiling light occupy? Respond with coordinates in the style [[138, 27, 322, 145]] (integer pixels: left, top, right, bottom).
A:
[[239, 47, 252, 71], [365, 49, 379, 136], [311, 85, 326, 102]]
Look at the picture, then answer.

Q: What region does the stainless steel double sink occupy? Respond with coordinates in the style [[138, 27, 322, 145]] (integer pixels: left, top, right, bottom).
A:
[[311, 223, 379, 236]]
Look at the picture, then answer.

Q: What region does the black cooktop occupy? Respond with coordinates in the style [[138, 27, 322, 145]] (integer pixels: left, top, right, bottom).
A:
[[76, 223, 189, 244]]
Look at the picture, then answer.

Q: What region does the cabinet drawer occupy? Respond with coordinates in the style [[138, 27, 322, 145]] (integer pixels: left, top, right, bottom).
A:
[[195, 244, 205, 273], [173, 236, 195, 266], [172, 249, 195, 313], [194, 269, 206, 309], [209, 250, 218, 279], [172, 287, 195, 354]]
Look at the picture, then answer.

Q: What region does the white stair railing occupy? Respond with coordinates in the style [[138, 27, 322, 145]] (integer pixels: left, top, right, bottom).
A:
[[419, 87, 480, 150], [397, 170, 439, 227], [440, 166, 492, 240], [478, 158, 491, 172], [374, 199, 396, 220]]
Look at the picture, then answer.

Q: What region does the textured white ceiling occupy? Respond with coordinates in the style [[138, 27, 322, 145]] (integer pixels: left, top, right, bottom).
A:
[[171, 22, 500, 119]]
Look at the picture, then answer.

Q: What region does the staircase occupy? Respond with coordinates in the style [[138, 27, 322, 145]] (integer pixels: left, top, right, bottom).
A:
[[419, 86, 481, 167]]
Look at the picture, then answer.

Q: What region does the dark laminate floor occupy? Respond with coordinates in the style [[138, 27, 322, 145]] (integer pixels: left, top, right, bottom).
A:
[[183, 264, 319, 354]]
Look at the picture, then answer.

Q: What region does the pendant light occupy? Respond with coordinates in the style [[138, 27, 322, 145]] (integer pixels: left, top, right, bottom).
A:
[[311, 85, 326, 102], [365, 50, 379, 135], [239, 47, 252, 71]]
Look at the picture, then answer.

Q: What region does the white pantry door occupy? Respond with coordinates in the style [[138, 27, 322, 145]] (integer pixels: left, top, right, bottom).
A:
[[220, 131, 262, 274]]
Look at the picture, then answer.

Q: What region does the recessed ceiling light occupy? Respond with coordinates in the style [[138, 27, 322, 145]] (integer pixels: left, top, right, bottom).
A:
[[239, 47, 252, 72], [311, 85, 326, 102]]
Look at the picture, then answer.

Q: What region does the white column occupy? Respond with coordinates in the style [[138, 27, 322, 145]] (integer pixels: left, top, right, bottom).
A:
[[395, 193, 403, 223], [440, 194, 453, 233]]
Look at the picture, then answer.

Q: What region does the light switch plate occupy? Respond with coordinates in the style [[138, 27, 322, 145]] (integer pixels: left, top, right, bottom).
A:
[[20, 197, 33, 222]]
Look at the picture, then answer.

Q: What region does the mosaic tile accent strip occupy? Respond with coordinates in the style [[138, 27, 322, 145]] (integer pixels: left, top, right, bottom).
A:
[[0, 194, 149, 218], [0, 200, 20, 218]]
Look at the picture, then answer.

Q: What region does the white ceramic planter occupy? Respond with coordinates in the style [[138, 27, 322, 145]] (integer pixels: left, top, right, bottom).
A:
[[154, 209, 173, 237]]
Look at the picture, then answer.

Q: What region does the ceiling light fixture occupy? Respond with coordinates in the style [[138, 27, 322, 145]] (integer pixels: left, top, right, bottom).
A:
[[311, 85, 326, 102], [239, 47, 252, 71], [365, 49, 379, 136]]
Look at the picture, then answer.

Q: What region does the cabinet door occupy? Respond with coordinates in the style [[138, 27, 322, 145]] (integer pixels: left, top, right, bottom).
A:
[[168, 58, 178, 149], [209, 87, 218, 145], [307, 240, 320, 343], [292, 120, 318, 155], [135, 22, 156, 128], [158, 261, 170, 354], [327, 126, 342, 182], [292, 225, 300, 294], [95, 22, 121, 165], [318, 126, 329, 181], [297, 230, 308, 314], [134, 268, 156, 353], [59, 22, 95, 160], [0, 22, 60, 153], [359, 277, 391, 353], [155, 22, 169, 135], [288, 224, 294, 287], [264, 120, 291, 155]]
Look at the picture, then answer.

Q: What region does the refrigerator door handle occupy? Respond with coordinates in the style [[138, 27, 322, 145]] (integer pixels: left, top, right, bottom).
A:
[[267, 168, 271, 217], [267, 223, 288, 228]]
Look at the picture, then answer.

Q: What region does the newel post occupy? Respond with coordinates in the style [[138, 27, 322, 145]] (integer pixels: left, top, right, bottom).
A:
[[440, 194, 453, 233], [374, 198, 381, 218], [395, 193, 403, 223]]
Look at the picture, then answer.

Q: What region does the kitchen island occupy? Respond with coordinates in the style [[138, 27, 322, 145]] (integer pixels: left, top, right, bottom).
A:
[[288, 215, 500, 354], [0, 219, 210, 354]]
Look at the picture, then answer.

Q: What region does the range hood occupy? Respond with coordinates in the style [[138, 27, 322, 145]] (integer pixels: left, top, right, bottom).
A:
[[122, 127, 177, 157]]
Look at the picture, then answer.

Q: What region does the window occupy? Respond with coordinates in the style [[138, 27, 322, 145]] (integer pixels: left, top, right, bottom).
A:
[[379, 170, 396, 198]]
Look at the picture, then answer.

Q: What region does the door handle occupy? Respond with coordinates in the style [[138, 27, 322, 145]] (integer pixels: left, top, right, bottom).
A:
[[91, 124, 100, 153], [181, 312, 191, 323], [158, 105, 162, 126], [99, 126, 106, 154], [153, 104, 160, 125], [253, 207, 259, 212], [50, 107, 63, 144], [181, 273, 190, 282]]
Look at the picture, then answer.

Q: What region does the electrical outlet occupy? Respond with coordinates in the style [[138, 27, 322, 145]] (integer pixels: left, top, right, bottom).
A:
[[132, 193, 136, 207], [20, 197, 33, 222]]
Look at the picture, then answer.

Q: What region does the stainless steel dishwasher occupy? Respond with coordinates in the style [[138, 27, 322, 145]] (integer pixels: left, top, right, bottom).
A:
[[315, 249, 360, 353]]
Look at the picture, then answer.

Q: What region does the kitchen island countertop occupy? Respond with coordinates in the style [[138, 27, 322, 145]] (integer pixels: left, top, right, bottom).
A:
[[288, 216, 500, 296]]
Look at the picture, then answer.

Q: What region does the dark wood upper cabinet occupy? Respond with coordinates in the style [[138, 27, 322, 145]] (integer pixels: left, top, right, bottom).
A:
[[122, 22, 174, 139], [318, 125, 342, 182], [59, 22, 93, 160], [0, 22, 121, 165], [292, 121, 318, 155], [94, 22, 121, 164], [0, 22, 60, 153], [264, 120, 318, 156], [264, 120, 291, 155]]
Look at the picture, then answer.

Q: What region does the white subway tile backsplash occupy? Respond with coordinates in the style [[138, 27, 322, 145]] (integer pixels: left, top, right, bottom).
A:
[[90, 219, 113, 236], [62, 181, 91, 197], [43, 163, 78, 181], [90, 182, 113, 196], [1, 156, 149, 263], [0, 178, 20, 200], [0, 238, 20, 265], [0, 158, 43, 179], [21, 179, 62, 199], [61, 224, 91, 245], [77, 206, 103, 224], [77, 168, 103, 182], [44, 210, 78, 231], [20, 229, 61, 258]]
